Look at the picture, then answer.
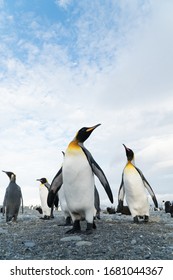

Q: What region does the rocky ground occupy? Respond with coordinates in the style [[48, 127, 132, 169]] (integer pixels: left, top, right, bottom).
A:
[[0, 207, 173, 260]]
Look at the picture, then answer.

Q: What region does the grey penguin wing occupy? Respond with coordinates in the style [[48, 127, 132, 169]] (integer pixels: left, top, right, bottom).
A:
[[79, 144, 114, 203], [47, 167, 63, 207], [135, 166, 158, 208], [117, 175, 125, 212]]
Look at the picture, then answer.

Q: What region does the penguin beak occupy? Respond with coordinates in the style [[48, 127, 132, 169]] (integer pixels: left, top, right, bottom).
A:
[[86, 124, 101, 132], [123, 144, 129, 151], [2, 171, 15, 180], [122, 144, 134, 161], [36, 179, 41, 182]]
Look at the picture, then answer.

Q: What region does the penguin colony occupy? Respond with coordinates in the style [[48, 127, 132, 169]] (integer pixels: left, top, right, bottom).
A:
[[0, 124, 159, 233]]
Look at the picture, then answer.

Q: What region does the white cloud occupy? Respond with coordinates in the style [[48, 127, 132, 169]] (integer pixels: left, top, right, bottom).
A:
[[55, 0, 72, 9]]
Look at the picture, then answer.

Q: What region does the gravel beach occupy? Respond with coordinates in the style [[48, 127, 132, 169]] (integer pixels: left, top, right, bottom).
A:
[[0, 207, 173, 260]]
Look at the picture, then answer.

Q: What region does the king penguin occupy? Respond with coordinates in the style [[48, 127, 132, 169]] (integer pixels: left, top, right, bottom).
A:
[[117, 144, 158, 223], [58, 152, 100, 225], [36, 178, 58, 220], [48, 124, 113, 234], [2, 171, 23, 222]]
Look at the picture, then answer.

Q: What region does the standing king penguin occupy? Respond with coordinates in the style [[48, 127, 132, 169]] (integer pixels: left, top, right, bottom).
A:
[[58, 152, 100, 226], [36, 178, 58, 219], [117, 145, 158, 223], [2, 171, 23, 222], [48, 124, 113, 234]]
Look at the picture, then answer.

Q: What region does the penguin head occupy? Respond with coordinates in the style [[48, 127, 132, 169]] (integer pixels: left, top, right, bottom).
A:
[[36, 178, 47, 184], [123, 144, 134, 162], [75, 124, 101, 143], [2, 171, 16, 181]]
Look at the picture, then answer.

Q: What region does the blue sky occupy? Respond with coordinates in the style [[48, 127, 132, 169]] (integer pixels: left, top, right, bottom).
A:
[[0, 0, 173, 207]]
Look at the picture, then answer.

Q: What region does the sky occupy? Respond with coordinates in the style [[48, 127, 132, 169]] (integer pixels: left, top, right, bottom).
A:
[[0, 0, 173, 208]]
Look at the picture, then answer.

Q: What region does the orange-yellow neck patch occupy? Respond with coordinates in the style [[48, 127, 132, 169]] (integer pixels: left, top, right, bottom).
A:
[[124, 161, 137, 175], [125, 161, 135, 169], [68, 140, 81, 151]]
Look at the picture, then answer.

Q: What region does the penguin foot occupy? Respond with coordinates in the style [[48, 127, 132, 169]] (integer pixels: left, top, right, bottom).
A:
[[93, 221, 97, 229], [144, 215, 149, 222], [65, 228, 82, 234], [85, 229, 93, 235], [84, 222, 96, 234], [139, 216, 144, 219], [133, 216, 139, 223], [40, 215, 50, 220], [65, 220, 81, 234]]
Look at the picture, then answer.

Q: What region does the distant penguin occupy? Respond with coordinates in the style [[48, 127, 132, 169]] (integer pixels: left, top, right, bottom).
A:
[[2, 171, 23, 222], [48, 124, 113, 234], [36, 178, 58, 220], [118, 144, 158, 223]]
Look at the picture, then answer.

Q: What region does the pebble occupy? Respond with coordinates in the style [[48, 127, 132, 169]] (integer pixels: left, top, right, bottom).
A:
[[0, 228, 8, 234], [22, 241, 36, 248], [60, 236, 82, 242], [76, 241, 92, 246], [165, 233, 173, 238], [131, 239, 137, 245], [164, 223, 173, 228]]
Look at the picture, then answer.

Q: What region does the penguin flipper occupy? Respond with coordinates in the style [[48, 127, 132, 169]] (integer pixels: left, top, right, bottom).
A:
[[47, 167, 63, 207], [80, 145, 114, 203], [135, 167, 158, 208], [117, 175, 125, 212], [54, 194, 59, 208]]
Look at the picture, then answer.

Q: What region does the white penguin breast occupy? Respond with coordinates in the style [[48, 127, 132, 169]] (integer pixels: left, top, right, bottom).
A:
[[39, 185, 51, 215], [123, 167, 146, 197], [123, 166, 149, 216], [63, 151, 94, 210]]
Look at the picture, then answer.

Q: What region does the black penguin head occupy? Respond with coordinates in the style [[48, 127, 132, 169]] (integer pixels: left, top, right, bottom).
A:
[[75, 124, 101, 143], [36, 178, 47, 184], [123, 144, 134, 162], [2, 171, 16, 181]]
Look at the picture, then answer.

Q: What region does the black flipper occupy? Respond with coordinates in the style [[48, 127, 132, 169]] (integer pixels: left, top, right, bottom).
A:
[[54, 194, 59, 208], [47, 167, 63, 208], [135, 166, 158, 208], [79, 144, 113, 203]]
